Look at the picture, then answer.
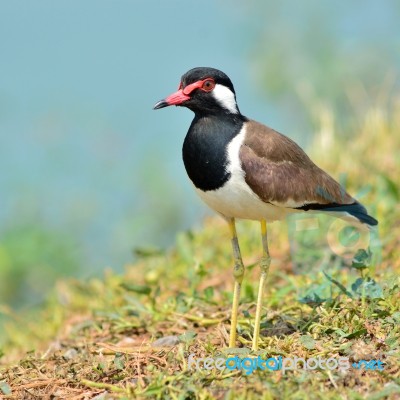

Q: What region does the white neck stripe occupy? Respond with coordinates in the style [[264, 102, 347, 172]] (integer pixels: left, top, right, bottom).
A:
[[212, 84, 238, 114]]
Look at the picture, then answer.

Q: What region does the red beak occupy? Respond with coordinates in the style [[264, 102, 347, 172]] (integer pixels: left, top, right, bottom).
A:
[[153, 89, 190, 109], [153, 80, 208, 110]]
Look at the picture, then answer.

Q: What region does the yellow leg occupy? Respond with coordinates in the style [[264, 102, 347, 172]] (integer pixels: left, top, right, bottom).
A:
[[252, 219, 271, 351], [228, 218, 245, 348]]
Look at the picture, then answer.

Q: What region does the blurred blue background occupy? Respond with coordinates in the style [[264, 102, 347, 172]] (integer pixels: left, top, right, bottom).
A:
[[0, 0, 399, 309]]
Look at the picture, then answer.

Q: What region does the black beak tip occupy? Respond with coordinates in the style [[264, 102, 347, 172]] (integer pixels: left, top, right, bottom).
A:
[[153, 100, 168, 110]]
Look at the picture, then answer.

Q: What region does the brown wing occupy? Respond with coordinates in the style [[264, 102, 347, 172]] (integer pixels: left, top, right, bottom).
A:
[[240, 120, 355, 208]]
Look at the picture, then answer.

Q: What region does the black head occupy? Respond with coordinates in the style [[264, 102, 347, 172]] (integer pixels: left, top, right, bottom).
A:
[[153, 67, 240, 115]]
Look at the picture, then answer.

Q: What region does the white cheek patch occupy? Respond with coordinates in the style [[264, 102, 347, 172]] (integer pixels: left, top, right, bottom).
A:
[[212, 84, 239, 114]]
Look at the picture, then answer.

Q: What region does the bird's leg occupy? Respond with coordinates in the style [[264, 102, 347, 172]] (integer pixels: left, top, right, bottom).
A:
[[228, 217, 245, 348], [252, 219, 271, 351]]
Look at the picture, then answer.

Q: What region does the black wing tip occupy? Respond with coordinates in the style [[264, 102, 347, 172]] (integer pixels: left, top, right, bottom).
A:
[[296, 201, 378, 227], [353, 212, 378, 227]]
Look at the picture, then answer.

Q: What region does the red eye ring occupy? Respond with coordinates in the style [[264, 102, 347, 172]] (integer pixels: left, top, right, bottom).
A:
[[181, 78, 216, 95], [202, 79, 215, 92]]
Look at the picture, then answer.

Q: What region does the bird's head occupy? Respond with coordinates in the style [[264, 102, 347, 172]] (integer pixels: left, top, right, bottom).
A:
[[153, 67, 240, 115]]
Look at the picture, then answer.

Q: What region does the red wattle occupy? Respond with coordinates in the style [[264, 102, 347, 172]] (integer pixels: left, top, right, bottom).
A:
[[165, 90, 190, 106]]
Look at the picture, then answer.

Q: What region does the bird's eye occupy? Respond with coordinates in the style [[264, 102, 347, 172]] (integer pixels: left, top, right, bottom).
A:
[[202, 79, 215, 92]]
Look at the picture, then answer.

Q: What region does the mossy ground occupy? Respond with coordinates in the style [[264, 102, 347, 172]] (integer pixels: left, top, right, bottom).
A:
[[0, 106, 399, 399]]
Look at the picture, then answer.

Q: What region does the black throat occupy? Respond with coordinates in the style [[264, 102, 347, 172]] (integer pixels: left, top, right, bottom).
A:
[[182, 112, 247, 191]]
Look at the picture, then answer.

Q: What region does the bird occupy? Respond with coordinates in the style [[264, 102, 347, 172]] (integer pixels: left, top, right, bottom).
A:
[[153, 67, 378, 351]]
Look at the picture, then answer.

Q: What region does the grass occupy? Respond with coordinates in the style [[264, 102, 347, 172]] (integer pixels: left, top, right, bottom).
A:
[[0, 103, 399, 399]]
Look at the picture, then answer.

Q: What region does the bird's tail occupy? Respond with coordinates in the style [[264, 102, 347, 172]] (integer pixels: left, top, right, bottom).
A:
[[320, 201, 378, 228]]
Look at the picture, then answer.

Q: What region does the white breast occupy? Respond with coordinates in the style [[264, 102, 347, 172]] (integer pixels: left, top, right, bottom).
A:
[[194, 126, 291, 222]]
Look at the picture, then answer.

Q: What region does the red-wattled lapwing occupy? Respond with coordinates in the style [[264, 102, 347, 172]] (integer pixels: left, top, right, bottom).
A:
[[153, 67, 378, 350]]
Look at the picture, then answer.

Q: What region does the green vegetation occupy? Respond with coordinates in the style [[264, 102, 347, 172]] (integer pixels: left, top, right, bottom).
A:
[[0, 222, 80, 309], [0, 103, 399, 399]]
